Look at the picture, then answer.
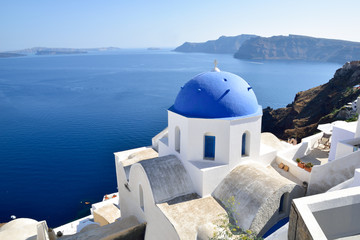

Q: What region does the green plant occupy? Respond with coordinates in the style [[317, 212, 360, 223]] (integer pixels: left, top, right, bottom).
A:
[[346, 113, 359, 122], [330, 107, 340, 115], [344, 86, 354, 96], [210, 196, 263, 240], [296, 158, 301, 163], [305, 162, 313, 168]]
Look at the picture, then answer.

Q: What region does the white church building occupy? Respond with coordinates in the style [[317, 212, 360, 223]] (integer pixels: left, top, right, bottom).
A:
[[114, 67, 305, 239]]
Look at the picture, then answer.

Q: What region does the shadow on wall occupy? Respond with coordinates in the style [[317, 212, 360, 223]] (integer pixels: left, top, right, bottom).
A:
[[279, 142, 310, 161], [257, 185, 305, 237]]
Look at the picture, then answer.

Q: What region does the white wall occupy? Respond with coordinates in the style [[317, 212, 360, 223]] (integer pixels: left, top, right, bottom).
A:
[[273, 140, 318, 183], [229, 114, 262, 169], [335, 142, 357, 160], [336, 137, 360, 159], [161, 109, 263, 197], [275, 154, 311, 183], [166, 111, 189, 160], [158, 138, 171, 156], [186, 117, 230, 164], [277, 142, 310, 161], [293, 186, 360, 240], [350, 169, 360, 187], [166, 108, 262, 166], [301, 132, 324, 150], [114, 149, 180, 240], [329, 125, 355, 161], [355, 118, 360, 138], [184, 160, 229, 196], [308, 151, 360, 195], [152, 127, 168, 151]]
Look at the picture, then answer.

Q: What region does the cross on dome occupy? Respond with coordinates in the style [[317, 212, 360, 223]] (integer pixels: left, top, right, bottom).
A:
[[213, 59, 220, 72]]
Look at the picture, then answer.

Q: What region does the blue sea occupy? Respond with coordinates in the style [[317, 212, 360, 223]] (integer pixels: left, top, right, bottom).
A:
[[0, 49, 340, 227]]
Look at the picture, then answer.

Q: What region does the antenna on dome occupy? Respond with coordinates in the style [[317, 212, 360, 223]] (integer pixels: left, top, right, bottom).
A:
[[213, 59, 220, 72]]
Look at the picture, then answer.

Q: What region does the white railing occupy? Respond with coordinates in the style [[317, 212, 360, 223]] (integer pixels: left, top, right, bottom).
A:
[[152, 127, 168, 151], [37, 221, 50, 240], [302, 132, 324, 150]]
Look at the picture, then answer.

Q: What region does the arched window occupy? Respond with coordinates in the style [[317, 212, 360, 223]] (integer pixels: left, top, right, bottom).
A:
[[139, 185, 144, 211], [241, 132, 250, 156], [204, 134, 216, 160], [175, 126, 181, 153], [279, 192, 289, 214]]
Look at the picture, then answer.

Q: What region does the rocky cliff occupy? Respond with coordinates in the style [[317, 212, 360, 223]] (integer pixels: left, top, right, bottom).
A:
[[174, 34, 257, 54], [262, 61, 360, 140], [234, 35, 360, 63]]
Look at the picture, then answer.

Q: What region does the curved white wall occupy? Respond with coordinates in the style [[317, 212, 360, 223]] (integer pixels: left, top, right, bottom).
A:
[[114, 150, 180, 240]]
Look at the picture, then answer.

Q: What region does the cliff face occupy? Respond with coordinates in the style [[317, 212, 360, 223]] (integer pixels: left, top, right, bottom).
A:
[[174, 34, 257, 54], [234, 35, 360, 63], [262, 61, 360, 140]]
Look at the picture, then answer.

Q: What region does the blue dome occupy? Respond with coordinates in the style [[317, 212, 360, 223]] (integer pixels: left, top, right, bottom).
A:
[[171, 71, 259, 118]]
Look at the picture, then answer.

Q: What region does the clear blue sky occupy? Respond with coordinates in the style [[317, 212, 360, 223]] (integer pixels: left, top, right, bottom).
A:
[[1, 0, 360, 51]]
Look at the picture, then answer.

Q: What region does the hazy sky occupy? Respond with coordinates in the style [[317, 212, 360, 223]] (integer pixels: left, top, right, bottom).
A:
[[1, 0, 360, 51]]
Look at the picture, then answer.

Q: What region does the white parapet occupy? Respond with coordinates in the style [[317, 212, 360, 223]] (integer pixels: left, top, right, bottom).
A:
[[292, 186, 360, 239], [152, 127, 168, 151], [350, 169, 360, 187], [355, 116, 360, 138], [37, 221, 50, 240]]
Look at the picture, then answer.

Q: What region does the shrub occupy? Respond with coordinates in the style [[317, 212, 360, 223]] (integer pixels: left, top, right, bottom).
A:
[[346, 113, 359, 122], [305, 162, 313, 168]]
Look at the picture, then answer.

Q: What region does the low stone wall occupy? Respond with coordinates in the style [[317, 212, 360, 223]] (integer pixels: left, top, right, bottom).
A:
[[288, 202, 313, 240], [276, 154, 311, 183], [108, 223, 146, 240], [61, 216, 146, 240]]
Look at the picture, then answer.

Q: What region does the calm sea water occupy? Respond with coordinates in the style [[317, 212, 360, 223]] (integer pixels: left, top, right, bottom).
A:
[[0, 49, 340, 227]]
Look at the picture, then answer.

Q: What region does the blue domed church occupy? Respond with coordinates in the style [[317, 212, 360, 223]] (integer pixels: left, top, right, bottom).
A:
[[114, 66, 304, 239], [158, 68, 263, 197]]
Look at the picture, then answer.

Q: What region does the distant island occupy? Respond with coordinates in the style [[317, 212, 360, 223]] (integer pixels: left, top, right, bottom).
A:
[[0, 52, 26, 58], [0, 47, 121, 57], [174, 34, 258, 54], [174, 34, 360, 63], [147, 47, 161, 50], [36, 49, 87, 55]]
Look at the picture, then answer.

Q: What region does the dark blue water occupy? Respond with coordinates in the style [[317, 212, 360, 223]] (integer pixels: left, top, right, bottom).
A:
[[0, 49, 340, 227]]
